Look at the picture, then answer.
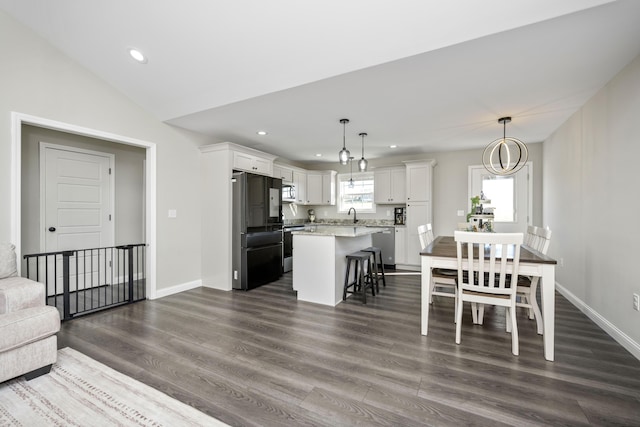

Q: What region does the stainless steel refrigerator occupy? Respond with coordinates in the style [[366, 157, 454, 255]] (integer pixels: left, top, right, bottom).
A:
[[232, 171, 283, 290]]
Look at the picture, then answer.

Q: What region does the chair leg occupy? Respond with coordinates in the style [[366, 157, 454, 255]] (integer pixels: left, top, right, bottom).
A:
[[343, 260, 352, 301], [378, 252, 386, 287], [530, 279, 544, 335], [359, 261, 367, 304], [509, 307, 519, 356], [455, 296, 464, 344]]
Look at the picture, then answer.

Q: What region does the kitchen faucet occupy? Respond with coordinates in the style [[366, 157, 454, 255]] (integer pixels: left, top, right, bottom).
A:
[[348, 207, 357, 223]]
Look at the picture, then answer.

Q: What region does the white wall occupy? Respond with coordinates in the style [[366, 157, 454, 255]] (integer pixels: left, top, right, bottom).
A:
[[543, 54, 640, 357], [0, 10, 210, 292]]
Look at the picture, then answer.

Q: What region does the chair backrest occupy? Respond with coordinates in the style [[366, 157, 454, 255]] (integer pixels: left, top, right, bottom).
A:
[[525, 226, 552, 254], [417, 224, 432, 250], [454, 231, 524, 295]]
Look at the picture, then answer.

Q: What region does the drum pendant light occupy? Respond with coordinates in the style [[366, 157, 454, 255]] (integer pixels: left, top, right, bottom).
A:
[[358, 132, 368, 172], [482, 117, 528, 176], [338, 119, 350, 165]]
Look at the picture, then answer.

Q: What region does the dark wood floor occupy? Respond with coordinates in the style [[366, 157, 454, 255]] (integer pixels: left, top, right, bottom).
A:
[[57, 272, 640, 426]]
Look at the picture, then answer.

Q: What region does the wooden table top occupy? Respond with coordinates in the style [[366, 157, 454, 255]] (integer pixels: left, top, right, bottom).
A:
[[420, 235, 557, 265]]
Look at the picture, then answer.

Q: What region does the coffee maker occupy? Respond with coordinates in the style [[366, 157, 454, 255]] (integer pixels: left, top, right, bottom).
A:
[[394, 207, 405, 225]]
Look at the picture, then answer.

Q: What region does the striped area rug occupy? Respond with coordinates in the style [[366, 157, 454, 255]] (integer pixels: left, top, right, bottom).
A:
[[0, 347, 228, 426]]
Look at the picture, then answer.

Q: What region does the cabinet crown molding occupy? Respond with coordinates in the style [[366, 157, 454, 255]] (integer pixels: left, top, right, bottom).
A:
[[199, 142, 277, 160]]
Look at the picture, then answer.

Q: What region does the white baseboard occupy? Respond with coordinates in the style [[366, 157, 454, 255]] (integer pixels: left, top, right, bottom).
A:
[[556, 283, 640, 361], [151, 279, 202, 300]]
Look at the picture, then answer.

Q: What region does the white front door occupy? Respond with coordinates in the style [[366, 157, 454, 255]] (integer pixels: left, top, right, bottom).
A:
[[40, 143, 114, 292], [469, 163, 532, 233]]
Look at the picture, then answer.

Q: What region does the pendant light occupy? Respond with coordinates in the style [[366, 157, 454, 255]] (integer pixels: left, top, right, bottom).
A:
[[338, 118, 350, 165], [482, 117, 528, 176], [348, 156, 355, 188], [358, 132, 368, 172]]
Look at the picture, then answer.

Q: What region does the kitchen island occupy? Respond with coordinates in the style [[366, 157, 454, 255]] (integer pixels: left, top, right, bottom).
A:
[[291, 225, 381, 306]]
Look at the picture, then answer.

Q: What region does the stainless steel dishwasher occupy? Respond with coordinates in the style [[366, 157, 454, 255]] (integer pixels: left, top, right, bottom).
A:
[[370, 226, 395, 269]]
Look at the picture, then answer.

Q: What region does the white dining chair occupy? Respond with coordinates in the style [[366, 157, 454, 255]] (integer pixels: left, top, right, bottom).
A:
[[454, 230, 523, 355], [517, 226, 552, 335], [418, 224, 458, 307]]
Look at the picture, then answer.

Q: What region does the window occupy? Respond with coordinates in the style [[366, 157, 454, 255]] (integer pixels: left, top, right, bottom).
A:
[[482, 176, 515, 222], [337, 172, 375, 213]]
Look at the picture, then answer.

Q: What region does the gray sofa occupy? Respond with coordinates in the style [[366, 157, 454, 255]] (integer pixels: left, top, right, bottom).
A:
[[0, 243, 60, 383]]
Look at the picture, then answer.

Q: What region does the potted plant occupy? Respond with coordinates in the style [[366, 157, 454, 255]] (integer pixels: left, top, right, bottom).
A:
[[467, 195, 480, 222]]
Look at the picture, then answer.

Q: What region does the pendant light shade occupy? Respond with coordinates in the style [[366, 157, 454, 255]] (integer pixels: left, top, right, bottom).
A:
[[482, 117, 528, 176], [338, 119, 350, 165], [358, 132, 368, 172]]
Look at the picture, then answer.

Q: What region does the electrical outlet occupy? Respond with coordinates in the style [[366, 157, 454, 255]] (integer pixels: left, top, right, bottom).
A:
[[559, 258, 564, 267], [634, 293, 639, 311]]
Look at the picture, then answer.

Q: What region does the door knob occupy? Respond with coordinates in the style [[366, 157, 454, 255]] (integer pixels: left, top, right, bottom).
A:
[[48, 227, 56, 232]]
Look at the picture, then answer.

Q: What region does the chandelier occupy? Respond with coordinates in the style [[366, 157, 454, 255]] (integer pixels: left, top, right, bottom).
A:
[[482, 117, 528, 176]]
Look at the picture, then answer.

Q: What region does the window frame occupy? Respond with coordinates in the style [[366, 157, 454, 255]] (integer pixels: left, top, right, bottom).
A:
[[336, 171, 376, 213]]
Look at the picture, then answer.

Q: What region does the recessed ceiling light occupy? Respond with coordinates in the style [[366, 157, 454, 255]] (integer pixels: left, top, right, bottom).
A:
[[256, 131, 268, 136], [128, 48, 147, 64], [389, 145, 397, 148], [315, 153, 322, 157]]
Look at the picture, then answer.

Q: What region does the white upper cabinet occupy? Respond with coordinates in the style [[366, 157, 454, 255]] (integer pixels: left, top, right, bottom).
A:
[[374, 166, 406, 204], [232, 150, 273, 176], [273, 164, 294, 183], [305, 171, 336, 205], [405, 160, 435, 202], [294, 171, 307, 204]]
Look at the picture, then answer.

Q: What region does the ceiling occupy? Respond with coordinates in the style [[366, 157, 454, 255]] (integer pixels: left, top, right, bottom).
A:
[[3, 0, 640, 166]]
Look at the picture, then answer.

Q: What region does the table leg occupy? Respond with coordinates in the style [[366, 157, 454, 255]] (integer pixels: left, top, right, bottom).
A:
[[541, 264, 555, 361], [421, 256, 433, 335]]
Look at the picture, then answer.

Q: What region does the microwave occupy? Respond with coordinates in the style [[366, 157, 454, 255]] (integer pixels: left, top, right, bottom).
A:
[[282, 184, 296, 203]]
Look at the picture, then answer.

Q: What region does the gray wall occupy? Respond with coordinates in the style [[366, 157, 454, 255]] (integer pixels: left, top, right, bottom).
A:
[[21, 125, 146, 255], [543, 54, 640, 355], [1, 10, 211, 292]]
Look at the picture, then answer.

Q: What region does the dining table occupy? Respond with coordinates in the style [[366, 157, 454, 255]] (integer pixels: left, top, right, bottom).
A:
[[420, 235, 558, 361]]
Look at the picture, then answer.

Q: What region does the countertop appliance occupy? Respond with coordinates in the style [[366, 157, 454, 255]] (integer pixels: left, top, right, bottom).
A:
[[283, 224, 305, 273], [232, 171, 283, 290], [370, 226, 396, 269], [394, 207, 405, 225]]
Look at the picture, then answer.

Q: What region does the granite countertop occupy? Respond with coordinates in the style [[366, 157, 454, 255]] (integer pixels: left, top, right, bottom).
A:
[[284, 219, 396, 227], [291, 225, 382, 237]]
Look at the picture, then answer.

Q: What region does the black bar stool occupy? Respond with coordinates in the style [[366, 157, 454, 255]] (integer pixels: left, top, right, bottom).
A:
[[362, 246, 386, 290], [343, 251, 375, 304]]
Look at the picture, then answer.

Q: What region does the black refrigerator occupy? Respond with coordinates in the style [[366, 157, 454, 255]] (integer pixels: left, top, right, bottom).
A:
[[231, 171, 283, 290]]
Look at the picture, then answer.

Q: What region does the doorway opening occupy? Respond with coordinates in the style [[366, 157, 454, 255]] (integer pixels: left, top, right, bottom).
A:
[[10, 112, 157, 299]]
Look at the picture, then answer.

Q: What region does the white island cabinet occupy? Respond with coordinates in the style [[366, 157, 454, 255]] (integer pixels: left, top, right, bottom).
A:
[[292, 226, 380, 306]]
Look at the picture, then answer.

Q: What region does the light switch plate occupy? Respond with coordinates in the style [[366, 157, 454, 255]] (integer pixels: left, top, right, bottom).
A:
[[457, 210, 465, 217], [168, 209, 177, 218]]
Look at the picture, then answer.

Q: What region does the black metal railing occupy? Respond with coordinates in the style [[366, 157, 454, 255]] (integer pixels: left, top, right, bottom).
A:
[[23, 244, 146, 321]]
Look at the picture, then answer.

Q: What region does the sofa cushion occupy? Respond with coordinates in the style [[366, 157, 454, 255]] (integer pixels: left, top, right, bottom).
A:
[[0, 277, 46, 315], [0, 306, 60, 353], [0, 243, 18, 280]]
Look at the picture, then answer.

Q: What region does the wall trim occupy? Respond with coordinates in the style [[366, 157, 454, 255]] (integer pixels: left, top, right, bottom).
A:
[[153, 280, 202, 299], [556, 283, 640, 361]]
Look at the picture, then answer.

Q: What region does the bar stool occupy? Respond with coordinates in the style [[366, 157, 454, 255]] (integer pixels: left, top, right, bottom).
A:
[[343, 251, 375, 304], [362, 246, 386, 291]]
